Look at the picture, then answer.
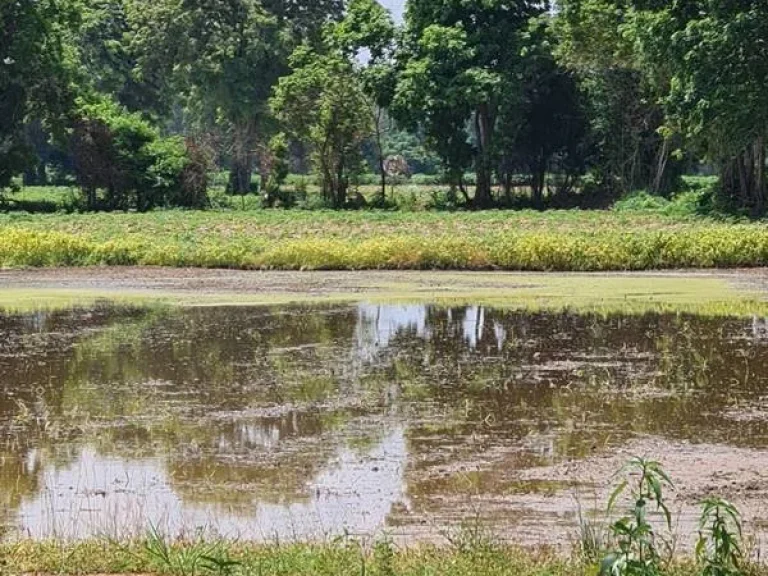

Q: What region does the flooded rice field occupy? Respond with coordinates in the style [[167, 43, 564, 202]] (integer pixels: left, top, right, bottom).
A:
[[2, 302, 768, 547]]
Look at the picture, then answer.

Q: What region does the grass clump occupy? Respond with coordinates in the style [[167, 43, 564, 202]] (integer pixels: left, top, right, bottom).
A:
[[0, 539, 585, 576], [0, 537, 763, 576]]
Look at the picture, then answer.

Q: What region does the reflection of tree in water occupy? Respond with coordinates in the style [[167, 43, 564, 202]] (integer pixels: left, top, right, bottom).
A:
[[0, 306, 153, 515], [0, 448, 43, 530], [2, 305, 768, 532], [0, 305, 381, 511], [355, 307, 768, 516], [66, 306, 374, 505]]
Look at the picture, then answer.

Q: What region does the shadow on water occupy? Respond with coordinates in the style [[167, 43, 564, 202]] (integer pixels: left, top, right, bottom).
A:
[[2, 302, 768, 544]]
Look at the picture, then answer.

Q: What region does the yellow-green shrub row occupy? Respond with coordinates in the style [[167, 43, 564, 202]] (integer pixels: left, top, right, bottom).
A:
[[2, 226, 768, 271]]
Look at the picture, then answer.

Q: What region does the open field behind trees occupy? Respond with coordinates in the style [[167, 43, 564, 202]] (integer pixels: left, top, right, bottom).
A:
[[0, 175, 722, 214], [1, 206, 768, 271]]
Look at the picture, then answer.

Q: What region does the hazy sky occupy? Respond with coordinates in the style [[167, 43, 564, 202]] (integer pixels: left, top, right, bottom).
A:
[[380, 0, 405, 21]]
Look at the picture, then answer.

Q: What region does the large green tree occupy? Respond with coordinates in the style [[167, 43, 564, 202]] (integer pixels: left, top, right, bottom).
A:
[[271, 0, 395, 207], [77, 0, 160, 112], [126, 0, 277, 194], [0, 0, 75, 191], [126, 0, 343, 195], [555, 0, 680, 198], [271, 46, 373, 207], [334, 0, 397, 199], [635, 0, 768, 213], [500, 48, 589, 207], [261, 0, 344, 40], [393, 0, 545, 207]]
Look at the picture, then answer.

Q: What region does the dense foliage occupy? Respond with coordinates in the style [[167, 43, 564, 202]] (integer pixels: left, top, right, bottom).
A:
[[1, 0, 767, 213]]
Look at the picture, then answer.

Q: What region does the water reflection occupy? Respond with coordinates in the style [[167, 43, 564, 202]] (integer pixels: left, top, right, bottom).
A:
[[2, 303, 768, 543], [15, 426, 407, 540]]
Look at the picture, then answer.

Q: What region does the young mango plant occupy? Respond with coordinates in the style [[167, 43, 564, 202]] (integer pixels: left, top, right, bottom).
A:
[[601, 458, 674, 576], [696, 498, 744, 576]]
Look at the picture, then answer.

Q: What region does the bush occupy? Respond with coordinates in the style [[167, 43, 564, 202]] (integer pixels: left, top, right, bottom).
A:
[[70, 98, 208, 211], [426, 188, 460, 211], [613, 185, 720, 219], [263, 133, 292, 207], [613, 191, 671, 212], [297, 193, 335, 210], [146, 137, 209, 209], [285, 174, 317, 187], [350, 173, 380, 186], [410, 174, 441, 186], [208, 189, 262, 210]]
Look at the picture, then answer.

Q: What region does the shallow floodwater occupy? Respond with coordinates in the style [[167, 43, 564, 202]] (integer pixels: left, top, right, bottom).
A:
[[2, 303, 768, 545]]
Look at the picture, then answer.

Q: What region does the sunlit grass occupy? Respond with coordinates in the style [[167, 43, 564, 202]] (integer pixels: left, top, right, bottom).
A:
[[0, 538, 695, 576], [1, 209, 767, 271]]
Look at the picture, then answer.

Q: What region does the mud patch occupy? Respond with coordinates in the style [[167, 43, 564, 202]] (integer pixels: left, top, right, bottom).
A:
[[0, 267, 767, 316]]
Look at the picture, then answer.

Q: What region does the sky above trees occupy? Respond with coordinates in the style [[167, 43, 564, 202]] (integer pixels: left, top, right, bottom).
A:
[[380, 0, 404, 20]]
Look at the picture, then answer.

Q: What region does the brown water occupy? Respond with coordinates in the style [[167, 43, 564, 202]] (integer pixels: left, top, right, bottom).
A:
[[2, 303, 768, 545]]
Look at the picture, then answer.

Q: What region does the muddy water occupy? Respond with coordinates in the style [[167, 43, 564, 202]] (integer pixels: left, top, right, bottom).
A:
[[2, 303, 768, 546]]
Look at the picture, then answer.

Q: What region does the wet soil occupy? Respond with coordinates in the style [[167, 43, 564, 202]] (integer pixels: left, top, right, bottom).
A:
[[0, 267, 766, 298], [2, 274, 768, 549]]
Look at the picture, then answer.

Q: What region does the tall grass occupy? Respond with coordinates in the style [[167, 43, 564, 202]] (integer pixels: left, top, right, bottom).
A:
[[0, 538, 699, 576], [1, 221, 768, 270]]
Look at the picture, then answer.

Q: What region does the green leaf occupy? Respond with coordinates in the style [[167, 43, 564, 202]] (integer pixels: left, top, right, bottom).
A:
[[608, 479, 628, 512]]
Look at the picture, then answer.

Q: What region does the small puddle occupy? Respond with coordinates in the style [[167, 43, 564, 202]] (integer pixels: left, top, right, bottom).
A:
[[2, 303, 768, 547]]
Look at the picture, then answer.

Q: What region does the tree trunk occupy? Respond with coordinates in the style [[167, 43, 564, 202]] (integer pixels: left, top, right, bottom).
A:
[[228, 155, 253, 195], [458, 178, 470, 205], [258, 141, 277, 207], [531, 150, 547, 210], [473, 104, 494, 209], [503, 170, 512, 203], [754, 136, 765, 215], [652, 138, 670, 196], [86, 187, 97, 211], [227, 121, 256, 195], [720, 137, 768, 215], [23, 162, 47, 186], [379, 158, 387, 201], [335, 155, 347, 208], [374, 107, 386, 200]]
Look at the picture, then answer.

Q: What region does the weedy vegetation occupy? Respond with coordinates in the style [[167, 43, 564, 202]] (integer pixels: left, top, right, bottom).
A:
[[601, 458, 675, 576], [597, 459, 751, 576], [697, 498, 744, 576], [1, 209, 768, 271]]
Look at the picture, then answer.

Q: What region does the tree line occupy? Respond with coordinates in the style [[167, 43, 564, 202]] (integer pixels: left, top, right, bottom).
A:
[[2, 0, 767, 213]]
